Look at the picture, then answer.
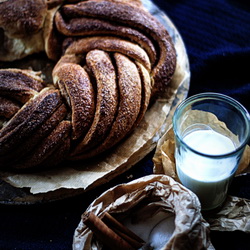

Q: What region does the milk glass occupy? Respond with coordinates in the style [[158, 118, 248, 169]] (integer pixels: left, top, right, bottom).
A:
[[173, 93, 250, 211]]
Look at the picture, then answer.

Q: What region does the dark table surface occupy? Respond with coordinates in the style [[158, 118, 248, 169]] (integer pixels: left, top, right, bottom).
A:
[[1, 0, 250, 249]]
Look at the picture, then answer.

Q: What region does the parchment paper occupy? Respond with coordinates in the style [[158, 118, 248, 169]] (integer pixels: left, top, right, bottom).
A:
[[73, 174, 213, 250], [0, 0, 190, 203]]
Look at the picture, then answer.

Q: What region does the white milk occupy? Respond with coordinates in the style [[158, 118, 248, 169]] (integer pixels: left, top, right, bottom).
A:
[[175, 129, 238, 211]]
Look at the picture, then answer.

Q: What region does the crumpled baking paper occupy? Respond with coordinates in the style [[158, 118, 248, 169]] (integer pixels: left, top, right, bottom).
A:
[[206, 195, 250, 233], [73, 174, 213, 250], [153, 110, 250, 234]]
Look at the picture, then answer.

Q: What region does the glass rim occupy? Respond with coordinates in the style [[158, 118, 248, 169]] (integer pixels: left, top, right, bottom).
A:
[[173, 92, 250, 158]]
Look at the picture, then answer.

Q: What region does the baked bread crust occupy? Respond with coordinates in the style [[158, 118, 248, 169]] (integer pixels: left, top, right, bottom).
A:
[[0, 0, 64, 61], [0, 0, 47, 61], [0, 0, 177, 169], [69, 50, 118, 155], [0, 76, 70, 168], [58, 0, 176, 96]]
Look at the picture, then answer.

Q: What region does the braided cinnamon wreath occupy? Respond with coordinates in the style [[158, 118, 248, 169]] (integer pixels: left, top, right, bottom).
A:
[[0, 0, 176, 169]]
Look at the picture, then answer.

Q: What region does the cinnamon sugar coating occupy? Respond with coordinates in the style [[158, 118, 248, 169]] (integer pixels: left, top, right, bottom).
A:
[[0, 0, 176, 169]]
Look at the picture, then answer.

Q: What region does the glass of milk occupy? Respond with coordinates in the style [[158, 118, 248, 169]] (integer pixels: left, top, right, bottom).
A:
[[173, 93, 250, 211]]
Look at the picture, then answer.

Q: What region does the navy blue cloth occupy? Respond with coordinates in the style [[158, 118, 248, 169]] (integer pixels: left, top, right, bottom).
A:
[[155, 0, 250, 112], [1, 0, 250, 249]]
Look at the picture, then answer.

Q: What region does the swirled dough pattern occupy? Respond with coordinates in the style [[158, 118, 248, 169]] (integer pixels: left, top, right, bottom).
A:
[[0, 0, 176, 169]]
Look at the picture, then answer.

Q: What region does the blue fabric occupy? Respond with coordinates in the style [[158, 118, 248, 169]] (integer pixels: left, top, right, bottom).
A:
[[1, 0, 250, 249], [154, 0, 250, 112]]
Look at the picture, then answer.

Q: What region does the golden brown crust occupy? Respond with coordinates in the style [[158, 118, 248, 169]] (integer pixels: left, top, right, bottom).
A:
[[0, 0, 176, 169], [132, 61, 152, 129], [70, 50, 118, 156], [60, 0, 176, 95], [43, 5, 63, 61], [55, 12, 157, 64], [0, 103, 68, 166], [0, 88, 62, 154], [53, 59, 95, 141], [64, 36, 151, 72], [0, 69, 44, 103], [0, 0, 64, 61], [0, 0, 47, 61], [0, 0, 47, 37], [72, 52, 142, 159], [0, 76, 70, 169]]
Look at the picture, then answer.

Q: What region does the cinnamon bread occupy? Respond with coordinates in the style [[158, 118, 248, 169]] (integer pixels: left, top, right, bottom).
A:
[[0, 0, 176, 169]]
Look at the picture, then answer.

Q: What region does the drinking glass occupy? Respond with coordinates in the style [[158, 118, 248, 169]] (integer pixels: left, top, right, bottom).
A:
[[173, 92, 250, 211]]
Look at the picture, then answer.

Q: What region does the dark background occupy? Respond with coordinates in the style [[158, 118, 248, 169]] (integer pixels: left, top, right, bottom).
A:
[[1, 0, 250, 249]]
